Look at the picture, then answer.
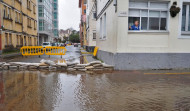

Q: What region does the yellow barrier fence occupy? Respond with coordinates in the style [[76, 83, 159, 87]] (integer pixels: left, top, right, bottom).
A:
[[93, 47, 99, 57], [44, 47, 67, 55], [20, 46, 67, 56], [20, 46, 44, 56]]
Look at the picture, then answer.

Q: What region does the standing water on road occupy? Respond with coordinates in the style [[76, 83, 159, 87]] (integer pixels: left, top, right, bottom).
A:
[[0, 70, 190, 111]]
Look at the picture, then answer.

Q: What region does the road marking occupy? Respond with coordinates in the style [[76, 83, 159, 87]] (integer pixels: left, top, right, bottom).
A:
[[144, 72, 190, 75]]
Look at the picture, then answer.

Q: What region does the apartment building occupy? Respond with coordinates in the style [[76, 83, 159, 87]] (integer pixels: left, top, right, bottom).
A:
[[86, 0, 96, 52], [79, 0, 87, 47], [53, 0, 59, 39], [0, 0, 37, 53], [96, 0, 190, 70], [38, 0, 58, 45]]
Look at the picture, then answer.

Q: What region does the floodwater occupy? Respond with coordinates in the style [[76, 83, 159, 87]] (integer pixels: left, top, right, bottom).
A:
[[0, 70, 190, 111]]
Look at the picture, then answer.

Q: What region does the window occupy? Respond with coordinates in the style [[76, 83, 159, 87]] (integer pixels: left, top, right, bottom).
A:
[[38, 5, 44, 17], [17, 35, 19, 45], [5, 33, 8, 45], [128, 1, 169, 31], [27, 18, 32, 27], [33, 5, 36, 14], [7, 7, 12, 19], [3, 6, 6, 18], [9, 34, 12, 45], [100, 17, 102, 39], [103, 13, 106, 39], [39, 19, 44, 31], [181, 3, 190, 34], [93, 12, 96, 19], [93, 31, 96, 40], [27, 0, 31, 9]]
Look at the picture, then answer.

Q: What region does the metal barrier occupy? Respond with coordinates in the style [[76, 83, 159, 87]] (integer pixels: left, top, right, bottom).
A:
[[20, 46, 67, 57], [44, 47, 67, 56], [93, 47, 99, 57], [20, 46, 44, 56]]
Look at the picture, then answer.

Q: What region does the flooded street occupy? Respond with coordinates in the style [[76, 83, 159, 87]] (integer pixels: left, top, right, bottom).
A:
[[1, 46, 190, 111], [0, 70, 190, 111]]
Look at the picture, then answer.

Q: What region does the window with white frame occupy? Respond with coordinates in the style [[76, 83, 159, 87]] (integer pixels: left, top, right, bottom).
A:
[[128, 1, 169, 31], [103, 13, 107, 38], [100, 17, 102, 39], [181, 3, 190, 34]]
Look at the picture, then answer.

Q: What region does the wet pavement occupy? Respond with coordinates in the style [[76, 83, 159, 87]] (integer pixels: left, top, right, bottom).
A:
[[1, 46, 190, 111], [0, 70, 190, 111]]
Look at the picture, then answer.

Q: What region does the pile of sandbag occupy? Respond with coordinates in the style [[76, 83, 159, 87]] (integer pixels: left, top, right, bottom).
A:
[[0, 60, 114, 72]]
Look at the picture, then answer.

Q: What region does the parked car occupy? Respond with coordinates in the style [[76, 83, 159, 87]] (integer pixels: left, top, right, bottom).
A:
[[74, 43, 78, 47], [51, 43, 58, 47], [42, 42, 51, 48], [59, 43, 66, 47]]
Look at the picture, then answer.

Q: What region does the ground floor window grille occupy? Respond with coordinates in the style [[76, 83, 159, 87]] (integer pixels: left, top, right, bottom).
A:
[[128, 1, 169, 31]]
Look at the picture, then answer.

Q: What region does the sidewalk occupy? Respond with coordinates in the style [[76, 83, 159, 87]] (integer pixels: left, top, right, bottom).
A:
[[0, 52, 22, 59], [80, 48, 98, 63]]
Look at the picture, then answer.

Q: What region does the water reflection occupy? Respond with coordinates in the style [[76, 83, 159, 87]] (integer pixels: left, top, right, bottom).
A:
[[0, 71, 190, 111]]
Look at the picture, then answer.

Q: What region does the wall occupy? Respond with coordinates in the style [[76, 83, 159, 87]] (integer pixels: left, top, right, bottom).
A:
[[0, 0, 37, 50], [96, 1, 118, 53], [117, 0, 190, 53], [86, 0, 96, 47]]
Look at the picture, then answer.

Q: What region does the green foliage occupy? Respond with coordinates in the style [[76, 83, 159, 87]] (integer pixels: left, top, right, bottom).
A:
[[69, 33, 80, 43]]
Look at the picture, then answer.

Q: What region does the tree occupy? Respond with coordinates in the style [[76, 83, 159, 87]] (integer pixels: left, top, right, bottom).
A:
[[69, 33, 80, 43]]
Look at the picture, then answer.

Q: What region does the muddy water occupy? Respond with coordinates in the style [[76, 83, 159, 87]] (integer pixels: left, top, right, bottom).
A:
[[0, 70, 190, 111]]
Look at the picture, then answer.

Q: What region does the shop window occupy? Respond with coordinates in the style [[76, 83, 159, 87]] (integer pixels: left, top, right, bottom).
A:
[[181, 3, 190, 34], [128, 1, 169, 31]]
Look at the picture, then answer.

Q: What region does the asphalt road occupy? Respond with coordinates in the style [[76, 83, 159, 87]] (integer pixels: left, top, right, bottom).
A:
[[2, 45, 82, 63]]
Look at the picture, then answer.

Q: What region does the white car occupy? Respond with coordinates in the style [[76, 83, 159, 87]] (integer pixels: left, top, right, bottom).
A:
[[42, 42, 51, 48]]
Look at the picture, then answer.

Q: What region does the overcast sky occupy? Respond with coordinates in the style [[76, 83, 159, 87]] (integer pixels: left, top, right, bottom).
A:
[[58, 0, 80, 31]]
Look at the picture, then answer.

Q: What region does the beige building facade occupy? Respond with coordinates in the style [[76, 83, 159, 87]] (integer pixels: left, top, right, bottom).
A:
[[0, 0, 37, 52], [86, 0, 96, 52], [96, 0, 190, 70]]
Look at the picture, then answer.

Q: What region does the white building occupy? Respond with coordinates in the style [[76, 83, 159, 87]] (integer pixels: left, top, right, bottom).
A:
[[96, 0, 190, 70], [59, 29, 72, 42], [86, 0, 97, 52]]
